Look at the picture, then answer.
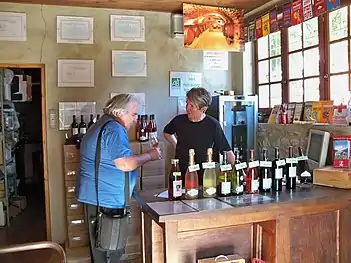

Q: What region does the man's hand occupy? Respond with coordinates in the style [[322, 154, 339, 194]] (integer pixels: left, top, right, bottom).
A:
[[147, 147, 162, 161]]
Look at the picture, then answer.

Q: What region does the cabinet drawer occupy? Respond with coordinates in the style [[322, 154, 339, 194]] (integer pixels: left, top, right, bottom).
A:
[[65, 181, 76, 198], [67, 230, 89, 248], [64, 163, 79, 181], [66, 198, 84, 216], [67, 215, 87, 232]]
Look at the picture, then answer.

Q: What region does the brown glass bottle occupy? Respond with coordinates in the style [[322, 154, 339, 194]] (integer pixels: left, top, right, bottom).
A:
[[139, 115, 148, 142]]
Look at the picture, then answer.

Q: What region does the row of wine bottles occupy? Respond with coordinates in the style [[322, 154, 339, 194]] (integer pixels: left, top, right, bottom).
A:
[[71, 114, 100, 136], [168, 146, 311, 200], [135, 114, 157, 142]]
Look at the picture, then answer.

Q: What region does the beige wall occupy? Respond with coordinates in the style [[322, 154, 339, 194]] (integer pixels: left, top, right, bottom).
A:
[[0, 2, 243, 243]]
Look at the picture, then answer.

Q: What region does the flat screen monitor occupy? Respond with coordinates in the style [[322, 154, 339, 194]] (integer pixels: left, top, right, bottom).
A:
[[306, 129, 330, 170]]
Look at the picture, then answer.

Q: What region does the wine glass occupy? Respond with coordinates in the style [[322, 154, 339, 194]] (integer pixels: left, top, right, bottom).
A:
[[149, 133, 158, 148]]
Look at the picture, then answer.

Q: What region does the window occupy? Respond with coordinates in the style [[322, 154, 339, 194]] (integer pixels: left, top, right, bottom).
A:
[[257, 31, 282, 108], [329, 6, 350, 105], [288, 17, 320, 102]]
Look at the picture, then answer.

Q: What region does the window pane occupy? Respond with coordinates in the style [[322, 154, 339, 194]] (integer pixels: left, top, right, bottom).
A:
[[289, 80, 303, 102], [269, 31, 281, 56], [288, 24, 302, 52], [258, 35, 269, 60], [304, 48, 319, 77], [289, 52, 303, 79], [303, 18, 318, 48], [330, 41, 348, 73], [330, 74, 349, 105], [259, 85, 270, 108], [258, 60, 269, 84], [304, 78, 320, 101], [270, 57, 282, 82], [329, 6, 348, 41], [270, 83, 282, 106]]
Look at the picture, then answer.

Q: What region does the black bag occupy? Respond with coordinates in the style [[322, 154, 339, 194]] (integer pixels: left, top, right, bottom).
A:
[[94, 120, 131, 252]]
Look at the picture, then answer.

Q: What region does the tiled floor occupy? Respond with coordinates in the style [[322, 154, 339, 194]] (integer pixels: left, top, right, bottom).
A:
[[0, 184, 48, 263]]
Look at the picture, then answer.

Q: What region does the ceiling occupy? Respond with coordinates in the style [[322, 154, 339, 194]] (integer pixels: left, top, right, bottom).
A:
[[4, 0, 274, 13]]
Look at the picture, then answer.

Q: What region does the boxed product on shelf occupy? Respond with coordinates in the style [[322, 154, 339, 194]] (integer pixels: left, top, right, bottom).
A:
[[332, 135, 351, 168]]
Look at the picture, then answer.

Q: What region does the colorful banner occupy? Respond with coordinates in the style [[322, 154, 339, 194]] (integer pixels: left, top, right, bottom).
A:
[[270, 10, 279, 33], [283, 5, 292, 27], [314, 0, 327, 16], [303, 0, 314, 21], [248, 20, 256, 41], [256, 17, 263, 39], [291, 0, 303, 26], [262, 13, 270, 36], [326, 0, 340, 11]]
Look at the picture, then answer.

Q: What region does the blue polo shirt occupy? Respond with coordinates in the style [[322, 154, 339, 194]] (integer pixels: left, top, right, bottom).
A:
[[77, 115, 136, 209]]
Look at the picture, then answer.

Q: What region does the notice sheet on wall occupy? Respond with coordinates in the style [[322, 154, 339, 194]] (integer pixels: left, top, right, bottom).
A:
[[59, 101, 96, 130], [169, 71, 202, 97]]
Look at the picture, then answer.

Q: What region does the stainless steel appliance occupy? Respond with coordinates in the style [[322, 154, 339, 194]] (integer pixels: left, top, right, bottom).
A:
[[207, 95, 258, 162]]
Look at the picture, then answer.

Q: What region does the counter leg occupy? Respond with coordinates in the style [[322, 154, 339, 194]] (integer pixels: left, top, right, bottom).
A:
[[275, 217, 290, 263], [164, 222, 179, 263]]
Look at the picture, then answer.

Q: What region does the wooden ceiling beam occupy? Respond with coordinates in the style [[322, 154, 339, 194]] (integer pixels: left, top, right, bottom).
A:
[[0, 0, 273, 14]]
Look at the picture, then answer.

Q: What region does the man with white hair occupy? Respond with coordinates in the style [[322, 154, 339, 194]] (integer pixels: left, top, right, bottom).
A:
[[77, 94, 162, 263]]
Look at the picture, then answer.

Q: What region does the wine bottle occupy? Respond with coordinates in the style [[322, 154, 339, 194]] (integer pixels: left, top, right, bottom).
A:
[[272, 147, 284, 192], [71, 115, 79, 136], [88, 114, 94, 129], [78, 115, 87, 135], [202, 148, 217, 198], [139, 115, 148, 142], [285, 146, 297, 190], [239, 136, 244, 161], [246, 149, 259, 194], [217, 151, 232, 197], [231, 151, 245, 195], [185, 149, 199, 199], [259, 148, 272, 192], [168, 159, 182, 201], [135, 115, 141, 141], [96, 114, 100, 121], [297, 146, 312, 186]]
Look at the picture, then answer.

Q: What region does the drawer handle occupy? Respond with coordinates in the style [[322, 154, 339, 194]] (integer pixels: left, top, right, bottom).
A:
[[72, 237, 82, 241], [71, 219, 84, 225], [68, 187, 75, 193], [70, 204, 79, 209]]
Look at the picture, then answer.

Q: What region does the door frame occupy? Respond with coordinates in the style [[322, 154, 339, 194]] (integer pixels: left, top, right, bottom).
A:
[[0, 63, 51, 240]]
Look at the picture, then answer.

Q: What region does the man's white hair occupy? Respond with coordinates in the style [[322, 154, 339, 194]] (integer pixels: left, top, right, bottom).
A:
[[103, 94, 140, 118]]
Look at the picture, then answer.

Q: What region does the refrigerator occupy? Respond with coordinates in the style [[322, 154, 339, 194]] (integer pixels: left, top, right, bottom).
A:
[[207, 95, 258, 162]]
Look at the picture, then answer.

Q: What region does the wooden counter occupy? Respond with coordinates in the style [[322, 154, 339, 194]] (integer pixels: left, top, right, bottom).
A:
[[135, 186, 351, 263]]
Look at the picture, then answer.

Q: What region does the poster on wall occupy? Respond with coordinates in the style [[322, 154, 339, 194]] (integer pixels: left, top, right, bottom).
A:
[[270, 10, 279, 33], [169, 72, 202, 97], [303, 0, 314, 21], [314, 0, 327, 16], [0, 12, 26, 41], [183, 3, 245, 52], [262, 13, 270, 36], [283, 5, 292, 27], [255, 17, 263, 39], [291, 0, 303, 26], [326, 0, 340, 11]]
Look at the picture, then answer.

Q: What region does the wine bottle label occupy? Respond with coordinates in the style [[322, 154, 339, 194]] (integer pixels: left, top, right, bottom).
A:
[[220, 164, 232, 172], [263, 178, 272, 189], [260, 161, 272, 168], [187, 188, 198, 197], [297, 155, 308, 161], [172, 180, 182, 197], [72, 128, 79, 135], [80, 128, 87, 134], [202, 162, 216, 169], [301, 171, 311, 177], [205, 187, 216, 196], [189, 164, 200, 172], [235, 162, 247, 170], [276, 160, 286, 167], [235, 185, 244, 193], [286, 158, 298, 164], [172, 172, 181, 177], [275, 168, 283, 179], [252, 180, 259, 191], [221, 182, 231, 194], [288, 167, 297, 178], [248, 160, 260, 168]]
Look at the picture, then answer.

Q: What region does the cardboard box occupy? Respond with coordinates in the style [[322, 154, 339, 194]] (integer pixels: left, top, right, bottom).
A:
[[313, 166, 351, 189], [142, 159, 165, 177], [141, 175, 165, 190], [198, 254, 245, 263], [11, 196, 27, 210], [129, 141, 141, 155]]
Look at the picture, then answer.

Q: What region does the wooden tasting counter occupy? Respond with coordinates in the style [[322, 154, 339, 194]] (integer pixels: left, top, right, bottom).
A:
[[134, 186, 351, 263]]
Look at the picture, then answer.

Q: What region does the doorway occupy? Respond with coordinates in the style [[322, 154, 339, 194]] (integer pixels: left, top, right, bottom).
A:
[[0, 64, 50, 245]]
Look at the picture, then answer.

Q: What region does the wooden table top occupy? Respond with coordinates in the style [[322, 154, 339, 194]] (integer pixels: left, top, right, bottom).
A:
[[133, 185, 351, 223]]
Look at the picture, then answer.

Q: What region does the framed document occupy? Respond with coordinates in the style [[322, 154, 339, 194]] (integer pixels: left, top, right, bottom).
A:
[[112, 50, 147, 77], [110, 15, 145, 42], [58, 59, 95, 87], [0, 12, 26, 41], [57, 16, 94, 44]]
